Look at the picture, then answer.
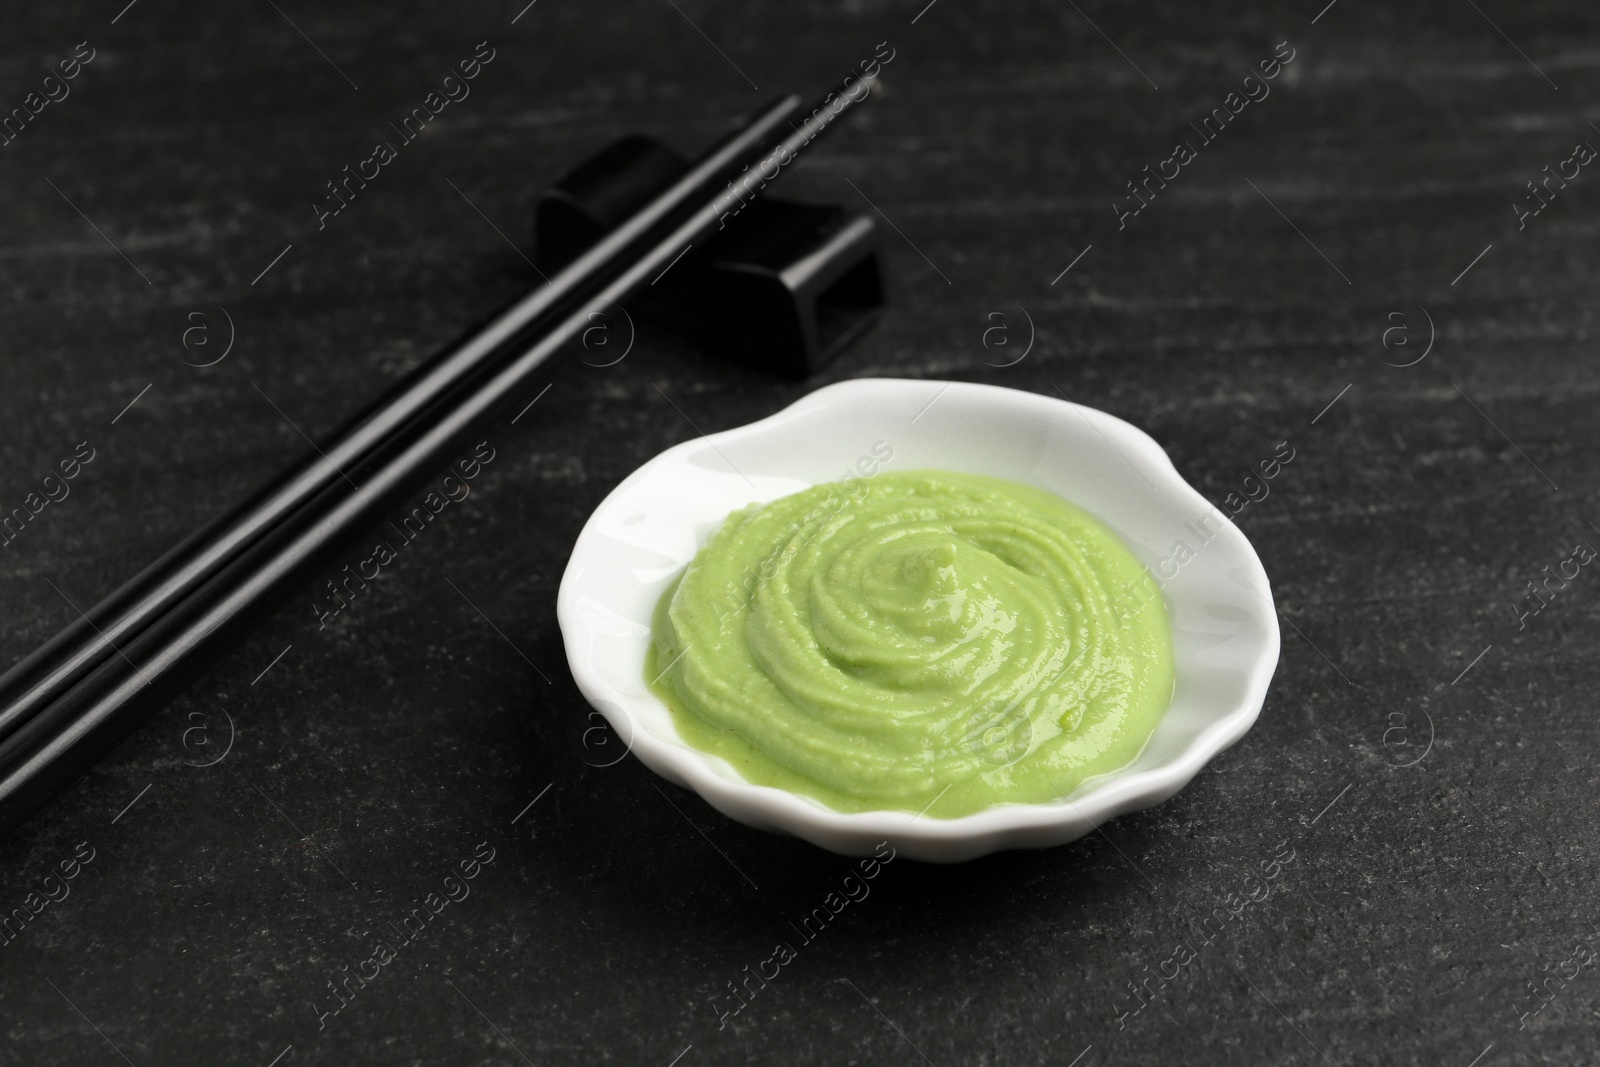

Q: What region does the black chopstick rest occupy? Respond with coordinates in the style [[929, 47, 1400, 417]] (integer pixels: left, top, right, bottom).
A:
[[536, 135, 885, 377]]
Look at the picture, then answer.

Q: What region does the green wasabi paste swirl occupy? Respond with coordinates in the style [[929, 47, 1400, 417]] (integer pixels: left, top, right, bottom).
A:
[[647, 470, 1174, 819]]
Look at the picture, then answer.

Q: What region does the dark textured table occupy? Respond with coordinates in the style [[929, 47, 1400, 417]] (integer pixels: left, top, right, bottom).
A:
[[1, 0, 1595, 1063]]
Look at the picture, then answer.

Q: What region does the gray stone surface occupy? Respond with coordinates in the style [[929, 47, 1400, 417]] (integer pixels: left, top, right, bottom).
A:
[[0, 0, 1593, 1063]]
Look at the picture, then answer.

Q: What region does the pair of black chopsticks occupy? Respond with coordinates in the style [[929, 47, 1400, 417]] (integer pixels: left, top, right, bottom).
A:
[[0, 83, 872, 834]]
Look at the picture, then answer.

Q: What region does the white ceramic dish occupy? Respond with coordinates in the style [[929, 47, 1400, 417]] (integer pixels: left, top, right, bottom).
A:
[[557, 378, 1279, 862]]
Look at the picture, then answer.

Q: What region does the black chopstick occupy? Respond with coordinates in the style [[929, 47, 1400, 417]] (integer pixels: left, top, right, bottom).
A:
[[0, 81, 873, 833], [0, 95, 808, 752]]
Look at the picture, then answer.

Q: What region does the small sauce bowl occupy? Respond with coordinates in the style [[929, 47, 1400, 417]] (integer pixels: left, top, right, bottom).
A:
[[558, 379, 1279, 862]]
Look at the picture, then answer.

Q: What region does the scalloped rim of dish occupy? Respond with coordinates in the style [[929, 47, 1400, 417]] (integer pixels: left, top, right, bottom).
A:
[[557, 378, 1279, 862]]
